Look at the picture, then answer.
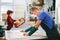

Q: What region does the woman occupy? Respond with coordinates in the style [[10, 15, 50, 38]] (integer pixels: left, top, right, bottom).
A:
[[7, 10, 25, 30], [7, 10, 16, 30]]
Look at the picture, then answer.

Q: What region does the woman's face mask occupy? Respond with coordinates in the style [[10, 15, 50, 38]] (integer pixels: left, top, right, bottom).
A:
[[11, 14, 14, 18], [10, 13, 13, 18]]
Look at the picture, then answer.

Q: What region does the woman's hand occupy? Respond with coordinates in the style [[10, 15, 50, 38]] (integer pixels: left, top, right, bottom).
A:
[[14, 18, 25, 28], [14, 21, 17, 24], [14, 20, 21, 28]]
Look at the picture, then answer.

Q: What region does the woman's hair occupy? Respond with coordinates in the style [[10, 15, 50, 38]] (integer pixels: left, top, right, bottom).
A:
[[7, 10, 13, 15]]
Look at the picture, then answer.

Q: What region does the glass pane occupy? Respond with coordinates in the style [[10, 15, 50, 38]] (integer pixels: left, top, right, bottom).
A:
[[1, 0, 13, 3], [58, 7, 60, 27], [1, 6, 13, 13]]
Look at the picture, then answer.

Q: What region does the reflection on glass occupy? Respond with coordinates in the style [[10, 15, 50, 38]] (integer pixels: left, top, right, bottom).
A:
[[1, 6, 13, 13], [1, 0, 13, 3], [58, 7, 60, 28]]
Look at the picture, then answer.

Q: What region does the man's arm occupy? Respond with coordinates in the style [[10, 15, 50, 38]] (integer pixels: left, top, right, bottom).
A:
[[34, 20, 42, 29], [28, 20, 42, 36], [25, 20, 42, 32], [24, 20, 42, 36]]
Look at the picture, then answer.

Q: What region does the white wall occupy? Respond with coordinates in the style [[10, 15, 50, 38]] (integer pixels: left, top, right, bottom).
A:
[[56, 0, 60, 27], [14, 0, 26, 19]]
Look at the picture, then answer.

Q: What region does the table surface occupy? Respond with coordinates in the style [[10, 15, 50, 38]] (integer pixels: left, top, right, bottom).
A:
[[5, 30, 47, 40], [5, 22, 47, 40], [6, 36, 47, 40]]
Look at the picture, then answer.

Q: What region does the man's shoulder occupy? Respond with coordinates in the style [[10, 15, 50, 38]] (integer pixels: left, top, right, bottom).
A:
[[40, 10, 47, 14]]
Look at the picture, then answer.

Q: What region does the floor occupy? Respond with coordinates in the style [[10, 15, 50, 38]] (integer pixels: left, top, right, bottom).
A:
[[0, 37, 6, 40]]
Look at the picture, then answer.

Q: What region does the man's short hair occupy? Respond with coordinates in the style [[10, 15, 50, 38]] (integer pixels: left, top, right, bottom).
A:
[[30, 7, 38, 11]]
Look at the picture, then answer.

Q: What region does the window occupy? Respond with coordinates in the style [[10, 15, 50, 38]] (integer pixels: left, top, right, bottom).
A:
[[1, 6, 13, 14], [0, 0, 14, 21], [1, 0, 13, 3], [58, 7, 60, 28]]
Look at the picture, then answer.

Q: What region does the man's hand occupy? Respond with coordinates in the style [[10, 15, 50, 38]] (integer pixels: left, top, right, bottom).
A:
[[20, 30, 25, 32], [23, 32, 28, 36], [20, 30, 28, 36]]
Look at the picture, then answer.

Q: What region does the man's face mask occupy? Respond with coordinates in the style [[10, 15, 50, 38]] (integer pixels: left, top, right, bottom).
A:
[[31, 14, 37, 17]]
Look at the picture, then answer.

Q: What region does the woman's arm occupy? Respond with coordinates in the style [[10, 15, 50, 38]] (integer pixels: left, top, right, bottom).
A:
[[9, 16, 16, 24]]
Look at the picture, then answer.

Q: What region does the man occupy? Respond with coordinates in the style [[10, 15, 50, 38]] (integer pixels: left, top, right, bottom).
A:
[[21, 7, 60, 40]]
